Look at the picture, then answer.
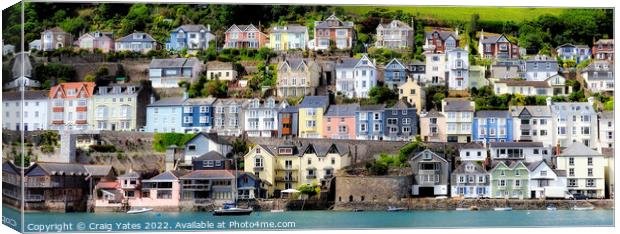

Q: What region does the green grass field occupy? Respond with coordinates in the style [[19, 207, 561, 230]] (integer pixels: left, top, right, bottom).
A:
[[342, 6, 566, 22]]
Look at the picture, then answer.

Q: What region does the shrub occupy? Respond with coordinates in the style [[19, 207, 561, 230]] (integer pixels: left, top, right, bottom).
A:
[[89, 144, 117, 153], [153, 133, 196, 152]]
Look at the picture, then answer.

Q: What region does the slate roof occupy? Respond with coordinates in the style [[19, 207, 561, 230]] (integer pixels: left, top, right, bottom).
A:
[[149, 57, 199, 68], [270, 24, 307, 33], [184, 97, 217, 106], [325, 104, 360, 117], [44, 27, 68, 33], [475, 110, 511, 118], [173, 24, 210, 32], [553, 169, 567, 177], [443, 98, 474, 112], [280, 105, 299, 113], [509, 106, 552, 117], [594, 39, 614, 45], [304, 143, 350, 156], [83, 165, 114, 177], [335, 58, 361, 69], [452, 161, 486, 174], [2, 90, 48, 101], [424, 30, 459, 40], [422, 109, 445, 118], [599, 111, 613, 119], [145, 170, 187, 181], [2, 161, 20, 175], [180, 170, 234, 180], [460, 142, 485, 149], [387, 99, 413, 109], [298, 96, 329, 108], [116, 32, 156, 42], [193, 151, 227, 161], [187, 132, 231, 145], [359, 104, 385, 111], [378, 20, 412, 29], [29, 163, 89, 176], [559, 142, 601, 157], [118, 170, 141, 178], [315, 14, 354, 29], [148, 97, 186, 107], [258, 143, 303, 157], [525, 160, 546, 171], [495, 80, 550, 88], [207, 61, 234, 70], [489, 142, 543, 148]]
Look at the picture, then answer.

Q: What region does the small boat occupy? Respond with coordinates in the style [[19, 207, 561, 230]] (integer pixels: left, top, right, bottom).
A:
[[493, 207, 513, 211], [455, 207, 469, 211], [387, 206, 406, 212], [270, 209, 285, 213], [126, 207, 153, 214], [213, 206, 253, 216], [572, 206, 595, 211], [546, 205, 558, 211], [353, 208, 364, 212]]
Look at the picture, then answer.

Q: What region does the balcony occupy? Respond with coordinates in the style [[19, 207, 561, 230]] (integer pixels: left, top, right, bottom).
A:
[[52, 120, 64, 125], [275, 176, 297, 182], [276, 166, 299, 171], [76, 106, 88, 112], [323, 174, 333, 179], [306, 175, 316, 179], [52, 107, 64, 112], [253, 166, 264, 171], [24, 194, 45, 202], [182, 183, 211, 190], [25, 181, 61, 188], [75, 120, 88, 125]]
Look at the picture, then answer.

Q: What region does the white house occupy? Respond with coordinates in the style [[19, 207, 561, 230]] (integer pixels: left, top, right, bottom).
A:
[[489, 142, 551, 163], [445, 48, 469, 91], [556, 142, 606, 198], [581, 60, 614, 93], [524, 55, 558, 81], [243, 98, 286, 137], [598, 111, 613, 150], [527, 160, 567, 199], [335, 54, 377, 98], [423, 53, 446, 86], [549, 97, 599, 150], [451, 161, 490, 198], [458, 142, 487, 161], [2, 91, 49, 131], [509, 105, 554, 147]]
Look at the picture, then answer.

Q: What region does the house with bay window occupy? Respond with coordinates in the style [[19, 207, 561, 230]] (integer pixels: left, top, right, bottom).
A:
[[335, 54, 377, 98], [592, 39, 614, 61], [409, 149, 450, 197], [355, 104, 385, 140], [323, 104, 359, 140], [423, 29, 459, 54], [243, 97, 287, 137], [298, 96, 330, 139], [489, 161, 530, 199], [581, 60, 614, 93], [524, 55, 558, 81], [509, 105, 554, 147], [384, 58, 409, 89], [375, 20, 414, 50], [92, 82, 151, 131], [224, 24, 268, 49], [181, 97, 216, 133], [313, 14, 355, 50], [268, 24, 309, 51], [549, 97, 599, 150], [472, 110, 513, 145], [145, 97, 185, 133], [446, 48, 469, 91], [451, 161, 490, 198], [442, 98, 475, 143], [383, 100, 417, 141], [423, 53, 446, 86], [478, 32, 521, 59], [149, 57, 203, 88], [276, 58, 321, 98], [556, 43, 591, 64], [243, 143, 304, 197], [166, 24, 215, 52], [49, 82, 96, 130], [556, 142, 606, 198], [300, 143, 352, 187], [527, 160, 567, 199], [420, 110, 447, 142], [115, 32, 159, 53], [212, 98, 246, 136]]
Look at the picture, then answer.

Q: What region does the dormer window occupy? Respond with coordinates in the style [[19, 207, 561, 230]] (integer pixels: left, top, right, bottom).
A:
[[423, 152, 432, 160], [278, 147, 293, 155]]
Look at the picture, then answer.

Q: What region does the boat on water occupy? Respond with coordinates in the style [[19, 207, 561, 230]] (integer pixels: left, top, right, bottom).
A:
[[546, 205, 558, 211], [270, 209, 285, 213], [493, 207, 513, 211], [572, 206, 595, 211], [387, 206, 406, 212], [213, 156, 253, 216], [455, 207, 469, 211], [353, 208, 364, 212], [126, 208, 153, 214], [456, 206, 479, 211]]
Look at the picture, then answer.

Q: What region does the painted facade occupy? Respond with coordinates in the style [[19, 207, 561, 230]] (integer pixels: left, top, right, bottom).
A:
[[335, 54, 377, 98], [298, 96, 329, 139], [49, 82, 96, 130]]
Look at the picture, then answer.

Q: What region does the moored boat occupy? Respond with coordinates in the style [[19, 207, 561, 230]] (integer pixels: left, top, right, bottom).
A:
[[126, 207, 153, 214], [213, 206, 253, 216], [387, 206, 406, 212], [546, 205, 558, 211], [572, 206, 595, 211], [493, 207, 513, 211]]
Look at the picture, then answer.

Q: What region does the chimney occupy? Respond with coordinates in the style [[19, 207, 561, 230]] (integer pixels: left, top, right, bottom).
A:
[[546, 97, 552, 106]]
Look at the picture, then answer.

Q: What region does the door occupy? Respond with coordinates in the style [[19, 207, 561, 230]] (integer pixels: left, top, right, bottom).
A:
[[531, 191, 536, 198], [111, 123, 116, 131]]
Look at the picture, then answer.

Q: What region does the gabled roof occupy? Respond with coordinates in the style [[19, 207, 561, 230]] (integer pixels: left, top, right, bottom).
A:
[[377, 20, 412, 30], [594, 39, 613, 45], [184, 97, 217, 106], [304, 143, 350, 157], [453, 161, 487, 174], [270, 24, 308, 33], [118, 170, 140, 178], [173, 24, 210, 32], [193, 151, 227, 161], [559, 142, 601, 157], [489, 160, 528, 172], [279, 58, 311, 72], [299, 96, 329, 108], [145, 170, 187, 181], [509, 106, 552, 117], [489, 142, 543, 148], [525, 160, 548, 172], [422, 109, 445, 118], [480, 33, 514, 45], [358, 104, 386, 111], [425, 29, 459, 41], [84, 165, 115, 177], [443, 98, 473, 112], [49, 82, 96, 99], [186, 132, 231, 146], [149, 57, 199, 68], [387, 99, 413, 109], [410, 149, 448, 163], [116, 32, 156, 43], [599, 111, 613, 119], [27, 163, 89, 176], [315, 14, 354, 29], [148, 97, 186, 107], [325, 104, 359, 117], [385, 58, 407, 70], [207, 61, 234, 70], [2, 161, 20, 175], [460, 142, 485, 150], [180, 170, 234, 180]]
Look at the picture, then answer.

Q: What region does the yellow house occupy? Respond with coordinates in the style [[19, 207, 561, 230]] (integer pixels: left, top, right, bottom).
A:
[[298, 96, 330, 138], [90, 83, 150, 131], [398, 77, 425, 114], [299, 143, 352, 187], [268, 25, 309, 51], [243, 143, 303, 196]]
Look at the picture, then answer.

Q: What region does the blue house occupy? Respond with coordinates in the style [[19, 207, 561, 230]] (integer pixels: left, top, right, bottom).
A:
[[237, 172, 267, 199], [355, 104, 385, 140], [182, 97, 217, 133], [166, 24, 215, 52], [145, 97, 185, 133], [383, 99, 417, 141], [384, 58, 409, 90], [192, 151, 231, 170], [472, 110, 513, 145]]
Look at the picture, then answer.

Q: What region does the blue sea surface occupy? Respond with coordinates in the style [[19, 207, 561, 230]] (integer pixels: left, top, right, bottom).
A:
[[2, 206, 614, 232]]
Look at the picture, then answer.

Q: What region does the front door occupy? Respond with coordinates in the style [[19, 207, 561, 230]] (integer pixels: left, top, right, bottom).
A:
[[531, 191, 536, 198], [111, 123, 116, 131]]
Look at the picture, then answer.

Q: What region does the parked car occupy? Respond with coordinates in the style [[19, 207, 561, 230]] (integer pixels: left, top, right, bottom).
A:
[[571, 193, 589, 200]]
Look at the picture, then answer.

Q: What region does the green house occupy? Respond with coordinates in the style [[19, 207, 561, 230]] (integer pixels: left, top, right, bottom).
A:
[[489, 161, 530, 199]]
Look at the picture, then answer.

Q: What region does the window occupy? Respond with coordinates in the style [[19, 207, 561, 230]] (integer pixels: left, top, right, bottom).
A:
[[569, 168, 575, 176], [360, 123, 367, 132], [569, 157, 575, 166], [588, 168, 593, 176], [540, 170, 547, 176], [568, 179, 577, 187], [498, 180, 506, 187], [587, 157, 593, 166], [514, 179, 521, 187], [586, 179, 595, 187], [254, 157, 263, 167]]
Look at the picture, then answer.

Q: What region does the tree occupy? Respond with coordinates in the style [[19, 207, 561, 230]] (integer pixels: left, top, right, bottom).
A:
[[368, 86, 398, 105], [298, 183, 320, 198]]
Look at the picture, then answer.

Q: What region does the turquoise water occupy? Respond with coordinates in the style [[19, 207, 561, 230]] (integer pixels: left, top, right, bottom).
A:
[[2, 206, 614, 232]]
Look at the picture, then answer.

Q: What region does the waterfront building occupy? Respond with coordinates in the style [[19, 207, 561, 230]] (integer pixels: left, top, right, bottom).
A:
[[598, 111, 614, 150], [77, 31, 114, 53], [268, 24, 309, 51], [384, 58, 409, 89], [335, 54, 377, 98], [592, 39, 614, 61], [243, 143, 304, 196], [49, 82, 96, 131], [422, 53, 446, 86], [276, 58, 321, 98], [423, 29, 459, 54], [489, 142, 551, 163], [115, 32, 159, 53], [509, 105, 554, 147], [549, 97, 599, 150], [2, 162, 22, 208], [556, 43, 591, 64], [23, 163, 90, 211], [527, 160, 567, 199], [191, 151, 231, 170], [409, 149, 450, 197], [458, 142, 487, 162], [489, 161, 531, 199], [179, 170, 235, 201], [2, 90, 49, 131], [277, 105, 299, 138], [472, 110, 513, 145], [375, 20, 414, 50], [237, 172, 269, 199], [41, 27, 73, 51], [419, 110, 447, 142], [149, 57, 203, 88], [383, 100, 417, 141], [445, 48, 469, 91], [450, 161, 490, 198], [478, 32, 521, 59], [524, 55, 558, 81], [355, 104, 385, 140], [313, 14, 355, 50], [299, 143, 352, 187], [206, 61, 237, 81], [581, 60, 614, 93], [442, 98, 475, 143], [181, 97, 216, 133], [243, 97, 286, 137], [145, 97, 185, 133], [166, 24, 215, 52], [224, 24, 268, 49], [212, 98, 246, 136], [138, 171, 187, 208], [398, 77, 425, 113], [92, 82, 151, 131], [298, 96, 330, 139], [323, 104, 359, 139], [556, 142, 606, 198]]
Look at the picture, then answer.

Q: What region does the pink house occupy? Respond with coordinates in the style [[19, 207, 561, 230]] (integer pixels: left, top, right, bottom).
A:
[[77, 31, 114, 53], [223, 24, 268, 49], [322, 104, 359, 139]]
